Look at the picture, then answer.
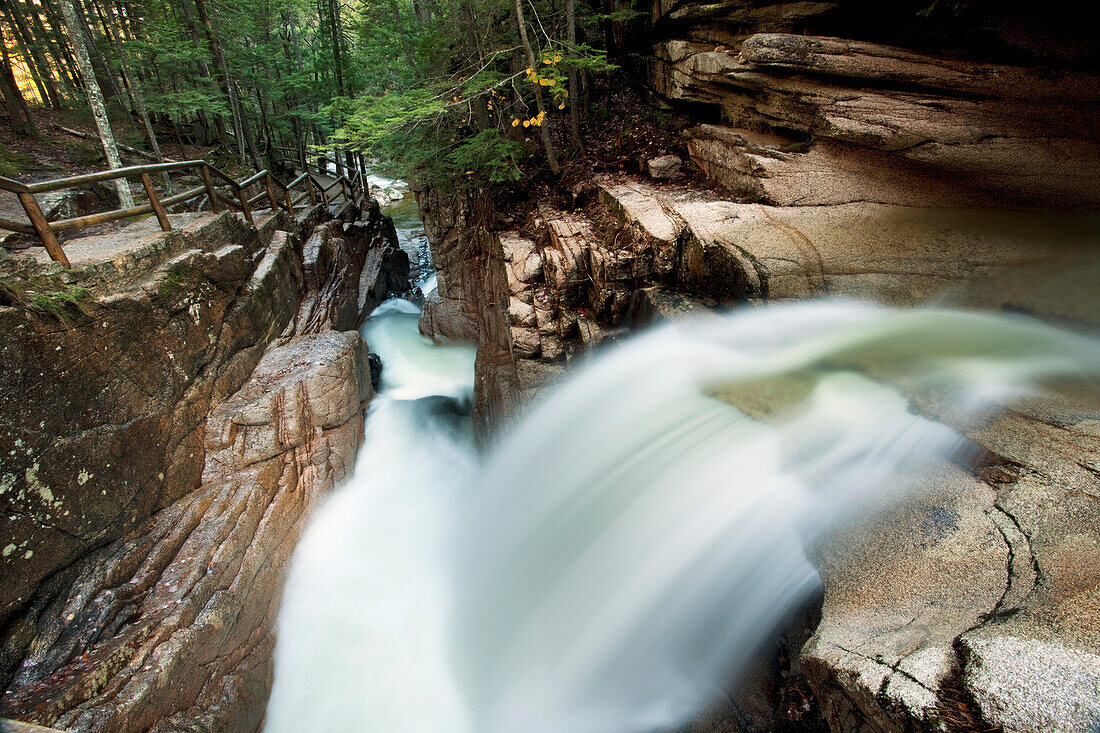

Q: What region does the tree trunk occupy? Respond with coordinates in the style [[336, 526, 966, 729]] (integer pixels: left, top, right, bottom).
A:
[[106, 1, 170, 188], [514, 0, 560, 174], [41, 0, 84, 99], [59, 0, 133, 207], [237, 84, 262, 170], [178, 0, 229, 149], [287, 10, 304, 70], [1, 0, 61, 109], [0, 32, 38, 137], [192, 0, 243, 156], [327, 0, 345, 95], [565, 0, 581, 146], [255, 86, 273, 165], [73, 0, 121, 104]]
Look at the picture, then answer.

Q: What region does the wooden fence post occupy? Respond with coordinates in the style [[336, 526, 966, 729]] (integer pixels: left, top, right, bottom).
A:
[[283, 187, 294, 215], [200, 165, 222, 213], [140, 173, 172, 231], [17, 192, 70, 268], [236, 185, 254, 224], [264, 174, 280, 211], [306, 178, 317, 206]]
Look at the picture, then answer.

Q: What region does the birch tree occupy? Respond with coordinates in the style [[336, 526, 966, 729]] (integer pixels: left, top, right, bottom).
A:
[[515, 0, 560, 174], [59, 0, 134, 208]]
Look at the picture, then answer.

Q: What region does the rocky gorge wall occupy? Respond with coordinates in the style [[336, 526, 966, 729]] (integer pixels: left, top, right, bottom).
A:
[[416, 3, 1100, 730], [0, 198, 410, 730]]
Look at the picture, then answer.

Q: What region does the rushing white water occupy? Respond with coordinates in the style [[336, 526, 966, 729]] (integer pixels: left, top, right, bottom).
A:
[[267, 288, 1100, 732], [265, 296, 477, 733]]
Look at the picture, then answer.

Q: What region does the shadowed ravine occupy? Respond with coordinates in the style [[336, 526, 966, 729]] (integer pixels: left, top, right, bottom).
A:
[[264, 294, 1100, 733]]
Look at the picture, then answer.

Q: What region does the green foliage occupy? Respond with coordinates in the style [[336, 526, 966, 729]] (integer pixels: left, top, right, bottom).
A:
[[333, 0, 616, 188], [27, 285, 91, 316], [9, 0, 621, 191], [0, 275, 93, 321], [446, 130, 524, 183]]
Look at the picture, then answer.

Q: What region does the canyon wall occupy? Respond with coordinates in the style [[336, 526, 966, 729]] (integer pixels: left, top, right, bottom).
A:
[[0, 200, 408, 730], [417, 2, 1100, 730]]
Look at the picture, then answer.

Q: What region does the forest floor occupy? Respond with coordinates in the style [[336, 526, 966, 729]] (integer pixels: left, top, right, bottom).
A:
[[1, 107, 226, 254], [496, 82, 724, 225], [0, 107, 209, 180]]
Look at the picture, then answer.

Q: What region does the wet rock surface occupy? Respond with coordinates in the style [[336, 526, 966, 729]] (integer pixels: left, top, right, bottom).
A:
[[1, 332, 370, 733], [1, 196, 402, 730], [419, 161, 1100, 733], [623, 8, 1100, 727]]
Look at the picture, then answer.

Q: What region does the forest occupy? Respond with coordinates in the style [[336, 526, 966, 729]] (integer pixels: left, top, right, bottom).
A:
[[0, 0, 626, 190]]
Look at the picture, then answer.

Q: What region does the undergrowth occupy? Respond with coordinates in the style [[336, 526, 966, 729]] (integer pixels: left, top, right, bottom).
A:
[[0, 275, 94, 321], [0, 149, 35, 177]]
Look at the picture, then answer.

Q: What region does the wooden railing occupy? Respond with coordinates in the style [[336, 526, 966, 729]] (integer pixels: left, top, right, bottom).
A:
[[0, 159, 365, 268]]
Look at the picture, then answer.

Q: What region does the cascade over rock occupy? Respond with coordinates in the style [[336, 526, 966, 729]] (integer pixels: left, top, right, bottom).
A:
[[413, 3, 1100, 729]]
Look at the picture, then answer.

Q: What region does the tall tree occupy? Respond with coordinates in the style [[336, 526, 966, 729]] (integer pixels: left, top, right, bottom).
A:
[[1, 0, 61, 109], [178, 0, 231, 149], [104, 0, 170, 188], [59, 0, 133, 207], [192, 0, 247, 163], [565, 0, 580, 145], [0, 28, 38, 137], [514, 0, 560, 174], [38, 0, 84, 100]]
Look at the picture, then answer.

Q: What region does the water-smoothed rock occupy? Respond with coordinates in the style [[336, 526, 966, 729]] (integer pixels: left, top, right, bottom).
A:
[[422, 173, 1096, 435], [595, 174, 1100, 305], [418, 168, 1100, 732], [1, 195, 399, 730], [795, 390, 1100, 733], [0, 212, 303, 635], [0, 331, 371, 732]]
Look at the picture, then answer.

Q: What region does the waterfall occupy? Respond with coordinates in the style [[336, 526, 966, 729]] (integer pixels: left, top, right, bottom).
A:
[[266, 289, 1099, 732], [265, 297, 477, 733]]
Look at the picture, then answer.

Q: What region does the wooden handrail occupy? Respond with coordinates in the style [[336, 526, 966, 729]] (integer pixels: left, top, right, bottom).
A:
[[0, 155, 355, 265], [0, 176, 32, 194], [47, 185, 207, 232], [0, 216, 35, 235], [206, 164, 242, 190], [22, 161, 199, 194], [237, 170, 268, 189]]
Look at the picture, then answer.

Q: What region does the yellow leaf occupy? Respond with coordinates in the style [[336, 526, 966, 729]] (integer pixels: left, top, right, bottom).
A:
[[547, 78, 557, 87], [512, 119, 520, 127], [523, 120, 531, 127], [558, 103, 566, 110]]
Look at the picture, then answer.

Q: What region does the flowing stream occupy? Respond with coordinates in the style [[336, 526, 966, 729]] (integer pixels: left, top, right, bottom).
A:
[[265, 199, 1100, 733]]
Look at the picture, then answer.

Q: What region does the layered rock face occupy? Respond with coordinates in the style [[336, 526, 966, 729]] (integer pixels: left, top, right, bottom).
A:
[[416, 3, 1100, 730], [0, 198, 404, 730], [650, 1, 1100, 210]]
